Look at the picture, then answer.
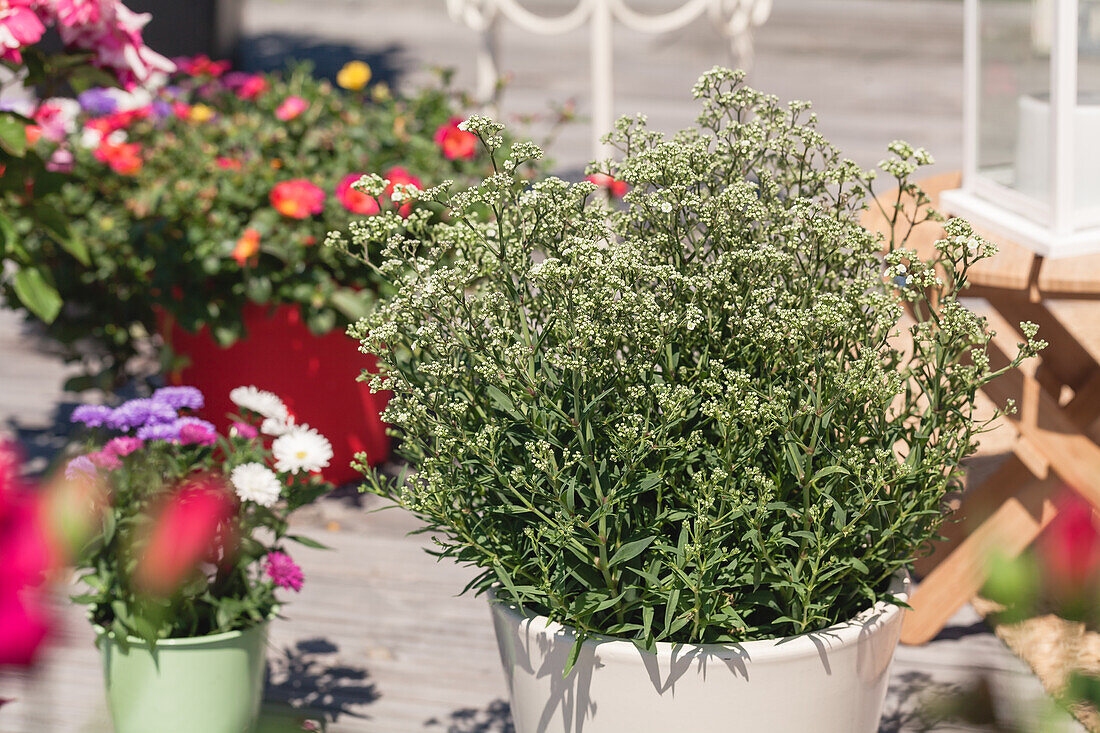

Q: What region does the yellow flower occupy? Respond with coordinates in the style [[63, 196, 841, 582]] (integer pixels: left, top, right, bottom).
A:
[[189, 104, 215, 123], [337, 61, 372, 91]]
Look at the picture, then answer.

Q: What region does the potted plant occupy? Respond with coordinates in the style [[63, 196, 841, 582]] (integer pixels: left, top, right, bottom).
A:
[[332, 68, 1047, 732], [5, 57, 531, 483], [66, 385, 333, 733]]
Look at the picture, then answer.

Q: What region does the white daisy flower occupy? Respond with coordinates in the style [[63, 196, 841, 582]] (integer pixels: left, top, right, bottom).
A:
[[272, 427, 333, 475], [261, 415, 297, 436], [230, 462, 282, 507], [229, 386, 289, 421]]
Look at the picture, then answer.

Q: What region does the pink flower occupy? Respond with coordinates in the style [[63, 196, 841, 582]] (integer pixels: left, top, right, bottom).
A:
[[433, 117, 478, 160], [0, 1, 45, 63], [383, 166, 422, 218], [179, 422, 216, 446], [1038, 492, 1100, 600], [586, 173, 628, 198], [86, 450, 121, 471], [274, 95, 308, 121], [231, 421, 258, 439], [270, 179, 325, 219], [105, 436, 143, 457], [134, 479, 237, 597], [335, 173, 380, 216], [224, 73, 267, 101], [53, 1, 175, 88], [264, 551, 303, 592]]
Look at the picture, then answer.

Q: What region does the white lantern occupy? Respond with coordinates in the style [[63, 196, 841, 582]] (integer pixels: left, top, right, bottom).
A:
[[942, 0, 1100, 258]]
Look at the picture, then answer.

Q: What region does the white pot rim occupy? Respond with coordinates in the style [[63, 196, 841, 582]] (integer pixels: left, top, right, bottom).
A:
[[489, 572, 910, 663]]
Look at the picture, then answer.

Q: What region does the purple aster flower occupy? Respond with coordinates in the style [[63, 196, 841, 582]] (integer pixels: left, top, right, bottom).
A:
[[65, 455, 96, 480], [152, 386, 205, 411], [136, 422, 180, 441], [71, 404, 113, 428], [77, 88, 117, 115], [108, 399, 178, 431], [264, 551, 304, 592]]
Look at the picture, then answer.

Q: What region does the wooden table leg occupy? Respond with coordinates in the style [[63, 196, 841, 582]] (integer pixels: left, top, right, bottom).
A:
[[900, 473, 1061, 645], [902, 323, 1100, 644]]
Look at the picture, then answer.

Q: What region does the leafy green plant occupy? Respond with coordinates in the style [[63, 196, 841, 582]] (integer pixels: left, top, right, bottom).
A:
[[333, 68, 1045, 657], [5, 59, 540, 391]]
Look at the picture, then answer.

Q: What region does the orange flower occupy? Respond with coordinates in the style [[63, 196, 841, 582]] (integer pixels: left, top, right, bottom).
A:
[[94, 141, 142, 175], [586, 173, 628, 198], [269, 179, 325, 219], [23, 125, 41, 146], [216, 157, 242, 171], [384, 166, 422, 218], [433, 117, 477, 160], [232, 228, 261, 265], [336, 173, 380, 215]]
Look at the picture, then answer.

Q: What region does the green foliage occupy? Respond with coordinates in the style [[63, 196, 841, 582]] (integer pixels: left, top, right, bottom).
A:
[[334, 68, 1045, 653]]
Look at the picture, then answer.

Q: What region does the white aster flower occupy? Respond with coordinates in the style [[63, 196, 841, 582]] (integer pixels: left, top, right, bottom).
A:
[[272, 427, 333, 475], [230, 462, 282, 506], [229, 386, 289, 421], [261, 415, 297, 436]]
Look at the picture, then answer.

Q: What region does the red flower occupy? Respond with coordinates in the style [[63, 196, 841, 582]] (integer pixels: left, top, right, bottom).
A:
[[232, 228, 261, 265], [177, 54, 230, 78], [586, 173, 628, 198], [275, 95, 308, 121], [384, 166, 422, 218], [216, 157, 242, 171], [270, 180, 325, 219], [234, 74, 268, 101], [94, 141, 142, 175], [133, 479, 237, 597], [433, 117, 477, 160], [1038, 491, 1100, 600], [336, 173, 380, 216]]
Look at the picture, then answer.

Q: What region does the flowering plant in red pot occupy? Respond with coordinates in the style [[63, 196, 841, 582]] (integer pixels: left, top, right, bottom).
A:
[[65, 384, 334, 732]]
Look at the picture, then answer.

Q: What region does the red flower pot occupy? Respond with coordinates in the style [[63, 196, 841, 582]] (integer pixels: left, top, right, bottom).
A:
[[162, 304, 390, 485]]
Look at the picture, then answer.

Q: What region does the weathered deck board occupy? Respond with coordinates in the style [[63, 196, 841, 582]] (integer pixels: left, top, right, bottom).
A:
[[0, 0, 1092, 730]]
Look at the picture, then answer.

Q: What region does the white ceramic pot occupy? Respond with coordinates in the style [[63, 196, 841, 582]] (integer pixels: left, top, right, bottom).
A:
[[491, 575, 909, 733]]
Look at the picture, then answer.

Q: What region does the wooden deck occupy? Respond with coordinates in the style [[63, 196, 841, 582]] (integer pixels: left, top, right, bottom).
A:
[[0, 0, 1092, 730]]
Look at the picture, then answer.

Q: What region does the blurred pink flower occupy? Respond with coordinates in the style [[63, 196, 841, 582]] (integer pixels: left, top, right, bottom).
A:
[[274, 95, 308, 121], [104, 436, 143, 457]]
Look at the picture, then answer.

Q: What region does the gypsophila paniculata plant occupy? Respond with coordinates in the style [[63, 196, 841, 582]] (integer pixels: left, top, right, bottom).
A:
[[330, 68, 1045, 663]]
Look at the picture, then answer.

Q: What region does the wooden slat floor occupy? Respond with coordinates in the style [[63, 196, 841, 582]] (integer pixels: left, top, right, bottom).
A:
[[0, 0, 1093, 729]]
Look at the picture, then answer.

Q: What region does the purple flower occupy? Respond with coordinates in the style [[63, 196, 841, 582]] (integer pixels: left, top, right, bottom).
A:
[[77, 88, 118, 115], [65, 455, 96, 480], [136, 417, 217, 443], [71, 405, 113, 428], [108, 399, 178, 431], [152, 386, 204, 411], [150, 99, 172, 120], [136, 422, 179, 441], [264, 551, 303, 592]]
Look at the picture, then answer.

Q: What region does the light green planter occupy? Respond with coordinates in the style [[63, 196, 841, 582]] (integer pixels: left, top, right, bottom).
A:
[[96, 622, 269, 733]]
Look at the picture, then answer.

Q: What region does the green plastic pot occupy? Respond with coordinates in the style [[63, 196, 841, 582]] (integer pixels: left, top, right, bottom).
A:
[[96, 621, 269, 733]]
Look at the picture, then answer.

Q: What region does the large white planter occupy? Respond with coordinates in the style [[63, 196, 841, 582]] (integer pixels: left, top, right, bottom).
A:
[[491, 576, 909, 733]]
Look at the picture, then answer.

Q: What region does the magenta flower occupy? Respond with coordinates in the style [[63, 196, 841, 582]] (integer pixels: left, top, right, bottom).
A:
[[231, 421, 258, 439], [178, 422, 216, 447], [264, 551, 303, 592]]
